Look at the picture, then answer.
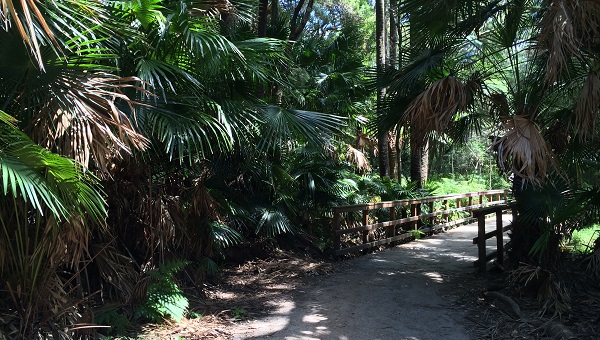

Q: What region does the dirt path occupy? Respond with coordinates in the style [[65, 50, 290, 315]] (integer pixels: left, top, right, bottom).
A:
[[228, 219, 509, 340]]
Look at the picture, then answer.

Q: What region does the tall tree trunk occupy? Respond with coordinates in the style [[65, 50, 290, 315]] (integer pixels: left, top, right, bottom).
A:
[[396, 132, 403, 183], [290, 0, 315, 41], [410, 131, 429, 188], [270, 0, 279, 27], [408, 7, 429, 187], [258, 0, 269, 37], [388, 0, 399, 181], [376, 0, 389, 178], [389, 131, 397, 180]]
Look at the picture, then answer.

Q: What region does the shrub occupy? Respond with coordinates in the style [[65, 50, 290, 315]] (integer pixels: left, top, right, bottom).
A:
[[135, 260, 190, 323]]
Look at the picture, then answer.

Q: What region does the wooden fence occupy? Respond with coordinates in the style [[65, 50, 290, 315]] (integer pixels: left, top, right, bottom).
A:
[[472, 203, 516, 272], [332, 189, 510, 257]]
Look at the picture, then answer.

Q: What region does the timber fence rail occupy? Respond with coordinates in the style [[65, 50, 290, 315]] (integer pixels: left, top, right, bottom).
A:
[[472, 202, 516, 272], [332, 189, 510, 257]]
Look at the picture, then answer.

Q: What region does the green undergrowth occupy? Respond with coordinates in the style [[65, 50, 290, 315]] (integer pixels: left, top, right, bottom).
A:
[[565, 226, 600, 254]]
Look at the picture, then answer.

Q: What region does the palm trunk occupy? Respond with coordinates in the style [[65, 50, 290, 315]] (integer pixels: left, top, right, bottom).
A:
[[388, 0, 399, 181], [396, 131, 403, 183], [410, 130, 429, 188], [258, 0, 268, 37], [376, 0, 389, 178]]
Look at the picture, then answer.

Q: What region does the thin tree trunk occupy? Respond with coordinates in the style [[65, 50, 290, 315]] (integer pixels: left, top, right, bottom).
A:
[[256, 0, 269, 99], [396, 130, 403, 183], [389, 0, 399, 67], [408, 6, 428, 187], [270, 0, 279, 27], [290, 0, 315, 41], [389, 131, 397, 180], [376, 0, 389, 178], [258, 0, 268, 37], [388, 0, 399, 180], [410, 130, 429, 188]]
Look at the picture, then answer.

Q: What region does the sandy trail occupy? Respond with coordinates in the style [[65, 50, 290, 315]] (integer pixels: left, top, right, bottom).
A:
[[229, 217, 510, 340]]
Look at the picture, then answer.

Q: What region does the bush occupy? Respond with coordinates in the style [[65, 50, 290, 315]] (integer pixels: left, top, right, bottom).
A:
[[135, 260, 190, 323]]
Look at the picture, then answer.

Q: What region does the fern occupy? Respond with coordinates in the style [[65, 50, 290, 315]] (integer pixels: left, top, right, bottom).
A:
[[135, 260, 190, 323]]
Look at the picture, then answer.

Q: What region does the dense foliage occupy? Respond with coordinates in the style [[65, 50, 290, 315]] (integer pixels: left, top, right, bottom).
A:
[[0, 0, 599, 337]]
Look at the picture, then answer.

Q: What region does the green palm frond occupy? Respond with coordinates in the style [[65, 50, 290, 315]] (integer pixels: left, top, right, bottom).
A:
[[209, 221, 242, 248], [114, 0, 166, 28], [136, 58, 203, 101], [139, 100, 233, 162], [258, 106, 345, 152], [256, 207, 295, 237], [0, 110, 106, 222]]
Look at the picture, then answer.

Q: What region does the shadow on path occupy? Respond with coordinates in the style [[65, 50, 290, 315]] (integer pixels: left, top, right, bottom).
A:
[[230, 217, 511, 340]]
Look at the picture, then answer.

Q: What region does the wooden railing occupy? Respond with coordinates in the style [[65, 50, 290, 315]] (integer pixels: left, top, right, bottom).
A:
[[472, 203, 516, 272], [332, 189, 510, 257]]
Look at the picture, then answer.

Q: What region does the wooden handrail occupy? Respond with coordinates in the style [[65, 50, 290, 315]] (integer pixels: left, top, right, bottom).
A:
[[332, 189, 510, 257], [471, 202, 516, 272], [333, 190, 507, 213]]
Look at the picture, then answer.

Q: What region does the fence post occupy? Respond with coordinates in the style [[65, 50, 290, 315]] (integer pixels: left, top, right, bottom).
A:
[[477, 212, 486, 272], [411, 203, 418, 230], [442, 199, 448, 223], [362, 209, 369, 245], [333, 210, 341, 255], [428, 202, 434, 226], [388, 205, 396, 238], [496, 209, 504, 266]]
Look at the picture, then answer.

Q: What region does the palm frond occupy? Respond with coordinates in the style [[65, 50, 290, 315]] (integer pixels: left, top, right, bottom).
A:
[[574, 70, 600, 141], [258, 106, 345, 152], [539, 0, 600, 83], [0, 110, 106, 222], [209, 221, 242, 248], [404, 76, 468, 145], [345, 144, 371, 173], [256, 207, 295, 237], [495, 115, 555, 186], [0, 0, 58, 70], [140, 101, 233, 162]]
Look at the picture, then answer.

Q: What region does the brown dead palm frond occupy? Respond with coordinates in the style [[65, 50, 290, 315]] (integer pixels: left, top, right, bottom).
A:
[[509, 263, 571, 317], [43, 216, 90, 270], [91, 243, 140, 302], [404, 76, 467, 145], [495, 116, 555, 186], [139, 193, 184, 259], [346, 144, 371, 173], [489, 92, 511, 117], [190, 184, 220, 217], [353, 130, 376, 152], [0, 0, 59, 70], [30, 73, 150, 171], [574, 70, 600, 141], [188, 0, 234, 18], [540, 0, 600, 83]]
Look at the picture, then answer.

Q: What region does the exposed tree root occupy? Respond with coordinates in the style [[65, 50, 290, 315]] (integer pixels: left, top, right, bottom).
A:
[[484, 291, 524, 320]]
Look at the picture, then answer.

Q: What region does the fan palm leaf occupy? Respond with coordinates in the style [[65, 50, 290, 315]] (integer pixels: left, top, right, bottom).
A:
[[403, 76, 468, 145], [0, 110, 106, 222], [0, 0, 58, 70], [539, 0, 600, 84], [495, 115, 555, 185], [258, 106, 345, 153]]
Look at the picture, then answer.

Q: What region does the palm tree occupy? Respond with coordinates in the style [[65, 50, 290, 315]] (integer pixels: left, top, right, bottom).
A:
[[0, 110, 106, 336], [376, 0, 390, 178], [383, 0, 600, 262]]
